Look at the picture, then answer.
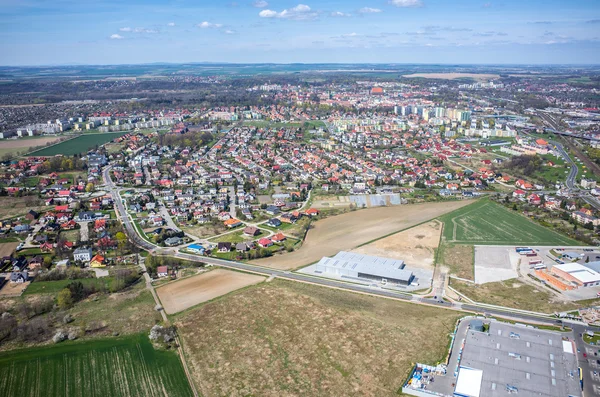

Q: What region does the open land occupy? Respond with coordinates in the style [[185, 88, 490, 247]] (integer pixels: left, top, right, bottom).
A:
[[402, 73, 500, 81], [450, 278, 600, 313], [0, 196, 47, 219], [0, 136, 62, 157], [251, 200, 473, 270], [351, 220, 441, 270], [176, 279, 459, 397], [0, 242, 19, 257], [438, 199, 578, 246], [28, 132, 128, 156], [437, 243, 474, 280], [0, 279, 29, 296], [157, 269, 265, 314], [0, 333, 193, 397]]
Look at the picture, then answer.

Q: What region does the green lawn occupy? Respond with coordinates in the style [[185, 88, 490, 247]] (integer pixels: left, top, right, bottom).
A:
[[438, 199, 578, 245], [208, 228, 267, 244], [0, 333, 193, 397], [23, 278, 112, 296], [28, 132, 129, 156]]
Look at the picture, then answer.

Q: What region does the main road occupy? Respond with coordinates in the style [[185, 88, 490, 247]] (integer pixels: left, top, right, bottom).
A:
[[102, 165, 594, 329]]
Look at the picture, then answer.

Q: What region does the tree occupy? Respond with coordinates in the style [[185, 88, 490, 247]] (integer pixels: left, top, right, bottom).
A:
[[85, 183, 95, 193], [57, 288, 73, 309]]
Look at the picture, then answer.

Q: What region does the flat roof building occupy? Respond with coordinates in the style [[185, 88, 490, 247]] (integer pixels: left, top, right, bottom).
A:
[[314, 251, 413, 285], [551, 262, 600, 287]]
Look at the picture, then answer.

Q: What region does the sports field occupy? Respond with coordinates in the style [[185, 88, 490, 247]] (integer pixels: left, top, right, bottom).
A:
[[0, 334, 193, 397], [28, 132, 128, 156], [438, 199, 578, 245]]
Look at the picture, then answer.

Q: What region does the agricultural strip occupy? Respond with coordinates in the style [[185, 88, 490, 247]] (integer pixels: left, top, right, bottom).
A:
[[438, 199, 578, 246], [0, 333, 193, 397], [28, 132, 128, 156], [177, 279, 459, 397]]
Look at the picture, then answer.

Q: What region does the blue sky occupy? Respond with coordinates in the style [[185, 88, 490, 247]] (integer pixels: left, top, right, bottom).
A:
[[0, 0, 599, 65]]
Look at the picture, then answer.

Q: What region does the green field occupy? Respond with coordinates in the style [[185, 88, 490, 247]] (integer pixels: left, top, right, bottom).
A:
[[438, 199, 578, 245], [28, 132, 128, 156], [23, 278, 112, 296], [0, 334, 193, 397]]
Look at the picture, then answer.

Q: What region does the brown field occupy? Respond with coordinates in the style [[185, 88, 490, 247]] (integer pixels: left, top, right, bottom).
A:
[[251, 200, 473, 270], [0, 137, 63, 157], [438, 244, 474, 280], [0, 196, 47, 219], [182, 224, 229, 238], [403, 73, 500, 81], [0, 279, 29, 296], [351, 220, 441, 270], [0, 242, 18, 257], [157, 269, 265, 314], [177, 280, 459, 397]]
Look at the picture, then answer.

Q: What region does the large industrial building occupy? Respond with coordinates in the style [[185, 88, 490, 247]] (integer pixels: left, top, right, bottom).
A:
[[404, 319, 581, 397], [314, 251, 414, 285], [551, 263, 600, 288]]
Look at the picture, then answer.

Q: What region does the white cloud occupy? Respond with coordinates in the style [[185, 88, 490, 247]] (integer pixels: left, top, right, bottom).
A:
[[259, 4, 318, 20], [198, 21, 223, 28], [110, 34, 124, 40], [119, 27, 132, 32], [331, 11, 351, 17], [389, 0, 423, 7], [253, 0, 268, 7], [120, 27, 158, 33], [259, 9, 278, 18], [358, 7, 382, 14], [167, 22, 176, 27], [224, 29, 236, 34]]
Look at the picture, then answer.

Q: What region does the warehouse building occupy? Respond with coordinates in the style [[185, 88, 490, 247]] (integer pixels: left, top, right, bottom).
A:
[[314, 251, 414, 285], [551, 262, 600, 288]]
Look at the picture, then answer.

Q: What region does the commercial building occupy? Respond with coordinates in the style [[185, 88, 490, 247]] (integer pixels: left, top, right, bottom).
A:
[[314, 251, 414, 285], [551, 262, 600, 288]]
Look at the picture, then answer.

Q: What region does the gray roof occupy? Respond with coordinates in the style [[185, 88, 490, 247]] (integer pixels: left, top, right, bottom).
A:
[[317, 251, 412, 282]]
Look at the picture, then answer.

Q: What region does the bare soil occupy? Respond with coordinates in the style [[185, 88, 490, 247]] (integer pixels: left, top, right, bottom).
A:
[[0, 137, 61, 149], [0, 242, 19, 257], [0, 279, 29, 296], [439, 244, 475, 280], [251, 200, 473, 270], [0, 196, 46, 219], [157, 269, 265, 314], [351, 220, 441, 270], [177, 280, 459, 397]]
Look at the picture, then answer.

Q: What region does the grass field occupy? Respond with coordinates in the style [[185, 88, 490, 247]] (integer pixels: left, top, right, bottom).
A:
[[0, 333, 193, 397], [23, 278, 111, 296], [450, 278, 600, 313], [438, 199, 578, 246], [28, 132, 128, 156], [177, 279, 459, 397]]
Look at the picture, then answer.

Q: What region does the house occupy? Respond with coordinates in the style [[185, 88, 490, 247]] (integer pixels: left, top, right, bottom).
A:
[[13, 224, 30, 234], [513, 189, 526, 198], [40, 242, 54, 252], [73, 247, 93, 263], [515, 179, 534, 190], [265, 205, 280, 216], [25, 210, 39, 221], [164, 237, 183, 247], [157, 266, 169, 277], [34, 234, 48, 244], [243, 226, 260, 237], [9, 271, 28, 283], [56, 259, 70, 268], [305, 208, 320, 217], [224, 218, 242, 228], [271, 233, 286, 243], [28, 256, 44, 270], [78, 211, 95, 221], [572, 211, 600, 226], [90, 254, 105, 268], [218, 242, 232, 252], [266, 218, 281, 228], [236, 242, 250, 252], [150, 217, 164, 227], [258, 238, 273, 248]]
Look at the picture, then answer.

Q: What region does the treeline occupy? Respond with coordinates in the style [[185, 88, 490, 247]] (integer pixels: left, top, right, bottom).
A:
[[160, 131, 214, 149], [504, 155, 543, 176]]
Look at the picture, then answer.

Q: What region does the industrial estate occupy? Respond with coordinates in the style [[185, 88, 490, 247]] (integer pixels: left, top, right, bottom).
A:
[[1, 2, 600, 396]]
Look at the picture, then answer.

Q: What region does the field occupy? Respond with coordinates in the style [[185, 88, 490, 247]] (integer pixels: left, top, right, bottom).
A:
[[0, 333, 193, 397], [351, 220, 441, 270], [438, 199, 578, 245], [176, 280, 459, 397], [251, 200, 473, 270], [0, 242, 18, 257], [437, 244, 474, 280], [403, 72, 500, 81], [0, 136, 63, 157], [0, 195, 47, 219], [23, 278, 111, 296], [28, 132, 128, 156], [450, 278, 600, 313], [157, 269, 265, 314]]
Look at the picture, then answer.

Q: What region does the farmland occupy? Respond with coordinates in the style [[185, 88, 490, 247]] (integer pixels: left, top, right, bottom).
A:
[[251, 200, 473, 270], [157, 269, 265, 314], [177, 279, 459, 397], [0, 334, 193, 397], [438, 199, 578, 246], [0, 136, 63, 157], [28, 132, 128, 156]]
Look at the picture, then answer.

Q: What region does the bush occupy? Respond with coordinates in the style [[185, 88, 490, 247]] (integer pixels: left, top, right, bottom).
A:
[[57, 289, 73, 309], [36, 268, 95, 282]]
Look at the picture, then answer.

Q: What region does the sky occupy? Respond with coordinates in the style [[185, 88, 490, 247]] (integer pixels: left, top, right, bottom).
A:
[[0, 0, 599, 65]]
